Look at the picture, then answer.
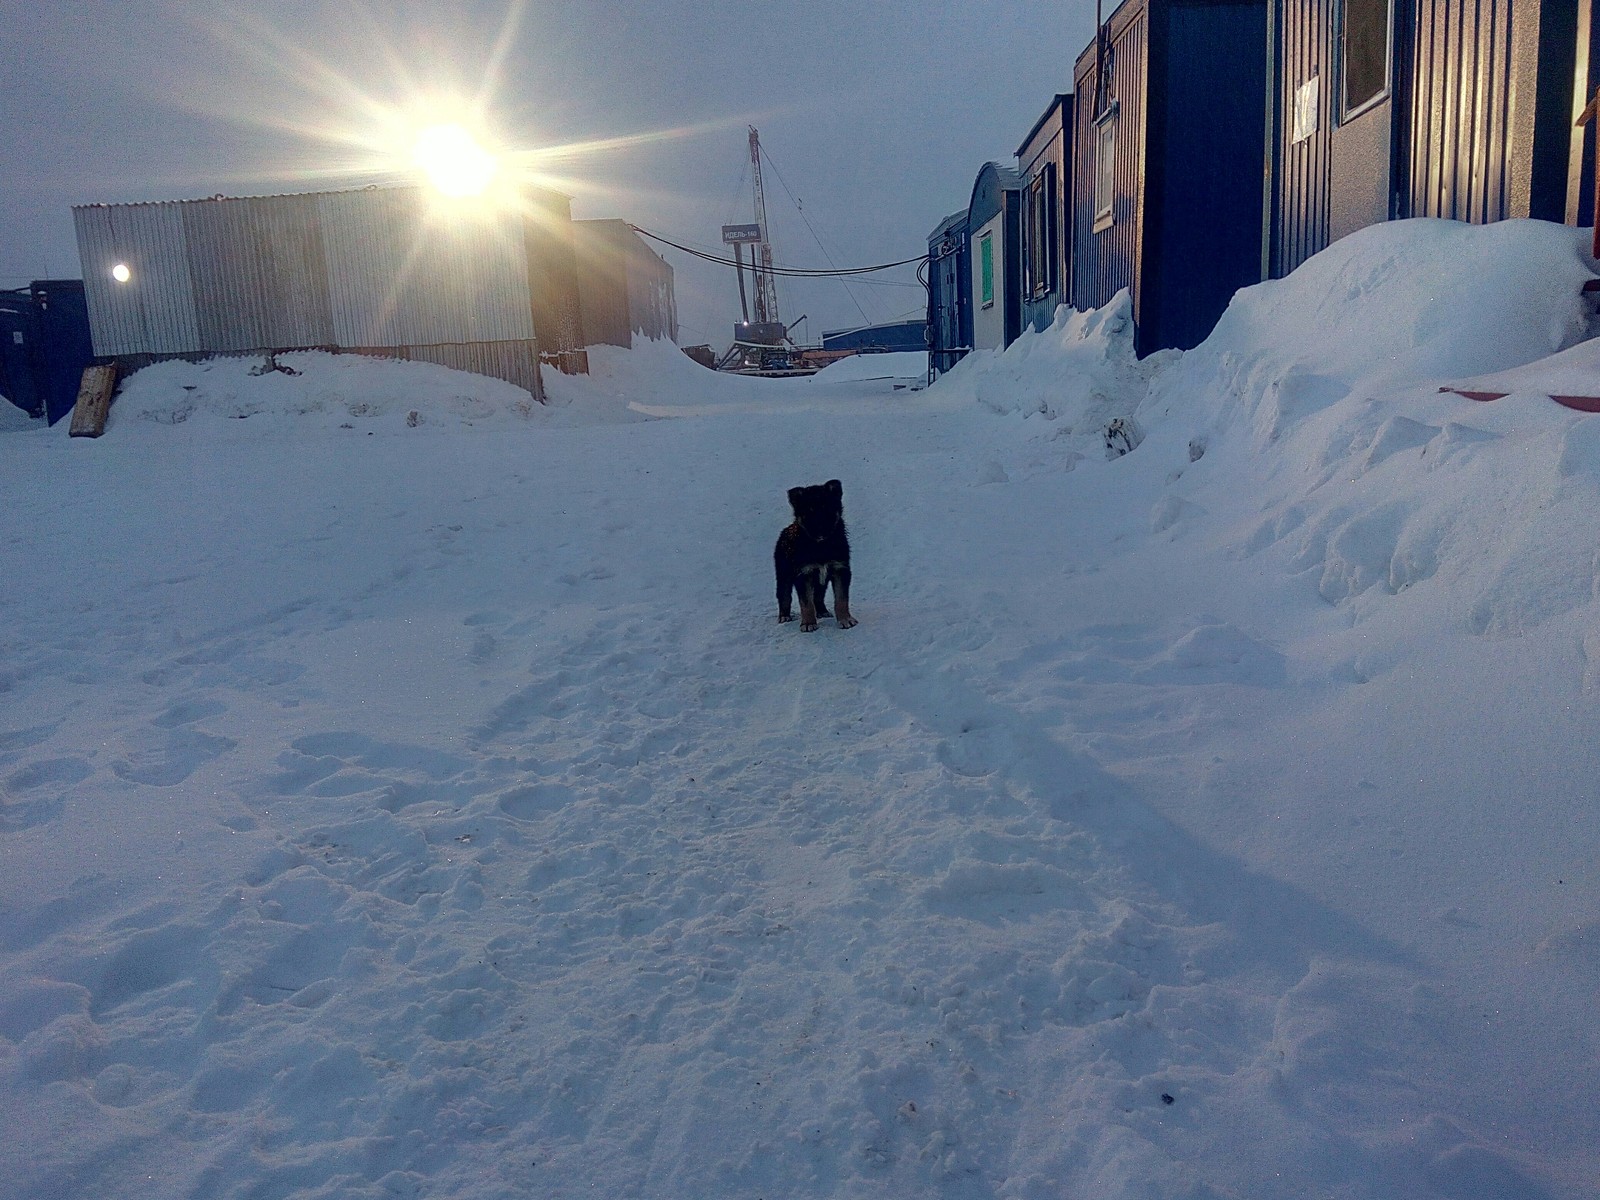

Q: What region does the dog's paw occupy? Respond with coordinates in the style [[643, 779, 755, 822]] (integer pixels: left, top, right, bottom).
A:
[[778, 613, 795, 623], [800, 620, 819, 632], [837, 616, 858, 630]]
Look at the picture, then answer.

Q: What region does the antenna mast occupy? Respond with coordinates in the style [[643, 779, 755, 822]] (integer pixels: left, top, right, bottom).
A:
[[748, 126, 781, 326]]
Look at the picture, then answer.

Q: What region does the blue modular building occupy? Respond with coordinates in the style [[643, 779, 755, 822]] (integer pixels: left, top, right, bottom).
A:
[[821, 320, 927, 354], [1071, 0, 1270, 356], [926, 209, 972, 377], [1267, 0, 1597, 277], [1017, 94, 1075, 334], [968, 162, 1024, 352], [0, 280, 95, 425]]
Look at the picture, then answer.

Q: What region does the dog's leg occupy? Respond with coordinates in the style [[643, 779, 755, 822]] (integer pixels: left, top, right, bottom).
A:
[[776, 542, 796, 623], [830, 564, 858, 629], [777, 572, 795, 623], [798, 567, 821, 632]]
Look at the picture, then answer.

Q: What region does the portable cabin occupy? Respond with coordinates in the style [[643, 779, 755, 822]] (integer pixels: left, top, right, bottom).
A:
[[821, 320, 928, 354], [572, 219, 678, 348], [0, 280, 94, 424], [1071, 0, 1270, 355], [927, 208, 973, 377], [1267, 0, 1597, 277], [72, 185, 591, 400], [1017, 94, 1075, 333], [969, 163, 1025, 351]]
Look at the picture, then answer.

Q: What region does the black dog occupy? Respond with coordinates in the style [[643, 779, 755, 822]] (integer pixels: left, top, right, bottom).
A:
[[775, 479, 857, 632]]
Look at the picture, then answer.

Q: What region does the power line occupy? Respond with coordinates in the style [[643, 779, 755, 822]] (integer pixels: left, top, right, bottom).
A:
[[756, 142, 873, 327], [629, 225, 926, 278]]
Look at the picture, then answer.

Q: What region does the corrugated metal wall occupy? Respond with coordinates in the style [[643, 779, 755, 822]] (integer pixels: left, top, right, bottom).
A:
[[1071, 0, 1149, 317], [75, 202, 201, 355], [1269, 0, 1335, 275], [926, 212, 970, 377], [74, 186, 553, 396], [1408, 0, 1516, 223], [1145, 0, 1268, 352], [573, 220, 677, 348]]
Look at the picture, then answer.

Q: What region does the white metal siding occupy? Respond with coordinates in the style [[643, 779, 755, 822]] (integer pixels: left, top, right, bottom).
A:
[[74, 202, 202, 357], [75, 186, 537, 357]]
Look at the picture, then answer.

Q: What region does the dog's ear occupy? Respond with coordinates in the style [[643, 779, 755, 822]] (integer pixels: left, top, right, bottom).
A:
[[824, 479, 842, 496], [787, 487, 804, 507]]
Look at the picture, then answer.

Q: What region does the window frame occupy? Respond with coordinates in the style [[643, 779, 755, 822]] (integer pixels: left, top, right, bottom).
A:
[[1339, 0, 1394, 122], [1093, 104, 1118, 233], [979, 231, 995, 309]]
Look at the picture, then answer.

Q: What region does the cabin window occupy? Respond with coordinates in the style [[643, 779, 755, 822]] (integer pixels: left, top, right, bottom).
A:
[[1025, 163, 1057, 298], [1341, 0, 1392, 118], [979, 232, 995, 308], [1094, 109, 1117, 231]]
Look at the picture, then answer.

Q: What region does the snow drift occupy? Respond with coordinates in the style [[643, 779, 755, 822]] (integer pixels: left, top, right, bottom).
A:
[[2, 220, 1597, 1200]]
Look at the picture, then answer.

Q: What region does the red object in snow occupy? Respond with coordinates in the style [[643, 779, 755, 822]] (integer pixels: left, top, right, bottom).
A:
[[1439, 386, 1600, 413]]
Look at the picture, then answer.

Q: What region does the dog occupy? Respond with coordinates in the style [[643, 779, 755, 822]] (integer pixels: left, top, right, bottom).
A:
[[774, 479, 857, 632]]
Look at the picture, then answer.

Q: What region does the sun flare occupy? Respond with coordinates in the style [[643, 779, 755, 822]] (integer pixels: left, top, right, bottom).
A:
[[411, 122, 499, 198]]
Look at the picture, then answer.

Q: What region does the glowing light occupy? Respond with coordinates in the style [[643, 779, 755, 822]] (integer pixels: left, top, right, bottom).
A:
[[411, 123, 499, 198], [111, 263, 132, 283]]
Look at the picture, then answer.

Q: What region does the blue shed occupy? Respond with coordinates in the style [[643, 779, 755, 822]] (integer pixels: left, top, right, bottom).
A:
[[821, 320, 928, 353], [0, 280, 95, 425], [1017, 94, 1075, 334], [1266, 0, 1594, 277], [1071, 0, 1269, 355], [968, 163, 1024, 351], [927, 208, 972, 377]]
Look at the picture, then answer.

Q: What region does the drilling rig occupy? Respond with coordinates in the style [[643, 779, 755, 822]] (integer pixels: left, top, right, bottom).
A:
[[716, 127, 816, 376]]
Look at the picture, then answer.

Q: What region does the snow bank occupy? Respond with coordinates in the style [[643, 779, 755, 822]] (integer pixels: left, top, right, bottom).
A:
[[808, 351, 927, 383], [3, 219, 1598, 1200]]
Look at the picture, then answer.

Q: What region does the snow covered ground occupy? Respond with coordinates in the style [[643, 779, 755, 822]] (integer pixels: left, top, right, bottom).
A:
[[2, 219, 1598, 1199]]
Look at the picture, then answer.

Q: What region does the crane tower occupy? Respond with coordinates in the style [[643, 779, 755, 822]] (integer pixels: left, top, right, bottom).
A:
[[748, 126, 780, 327]]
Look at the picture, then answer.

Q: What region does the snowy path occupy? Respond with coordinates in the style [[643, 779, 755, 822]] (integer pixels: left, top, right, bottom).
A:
[[5, 276, 1598, 1199]]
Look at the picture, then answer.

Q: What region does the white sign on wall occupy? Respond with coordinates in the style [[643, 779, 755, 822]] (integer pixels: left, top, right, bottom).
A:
[[1292, 75, 1320, 145]]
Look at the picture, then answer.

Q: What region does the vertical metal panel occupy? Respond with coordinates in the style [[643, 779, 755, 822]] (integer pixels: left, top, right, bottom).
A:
[[623, 230, 677, 343], [182, 193, 334, 352], [1071, 0, 1148, 318], [1146, 0, 1268, 352], [573, 219, 631, 348], [73, 202, 202, 356], [1409, 0, 1515, 222], [926, 210, 970, 376], [1270, 0, 1335, 275]]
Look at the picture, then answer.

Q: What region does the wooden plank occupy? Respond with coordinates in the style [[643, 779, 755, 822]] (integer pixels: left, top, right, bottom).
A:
[[68, 363, 119, 438]]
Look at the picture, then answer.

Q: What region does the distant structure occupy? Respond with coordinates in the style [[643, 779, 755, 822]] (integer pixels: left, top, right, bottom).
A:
[[0, 279, 94, 424], [72, 185, 590, 400], [820, 320, 926, 354], [572, 219, 678, 348]]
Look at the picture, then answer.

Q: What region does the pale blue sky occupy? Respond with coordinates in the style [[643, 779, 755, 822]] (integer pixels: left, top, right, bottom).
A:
[[2, 1, 1096, 345]]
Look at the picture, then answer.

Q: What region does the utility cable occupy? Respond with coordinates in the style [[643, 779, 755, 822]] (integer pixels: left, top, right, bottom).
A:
[[629, 225, 927, 277]]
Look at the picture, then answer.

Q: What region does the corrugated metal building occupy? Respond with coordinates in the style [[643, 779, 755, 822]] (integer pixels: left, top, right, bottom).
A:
[[572, 219, 678, 348], [72, 184, 591, 399], [969, 162, 1024, 351], [927, 209, 972, 377], [1267, 0, 1595, 277], [1017, 94, 1075, 334], [0, 280, 94, 424], [820, 320, 928, 353], [1072, 0, 1269, 355]]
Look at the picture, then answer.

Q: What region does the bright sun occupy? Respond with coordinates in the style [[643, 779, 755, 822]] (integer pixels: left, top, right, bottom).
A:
[[411, 122, 500, 198]]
